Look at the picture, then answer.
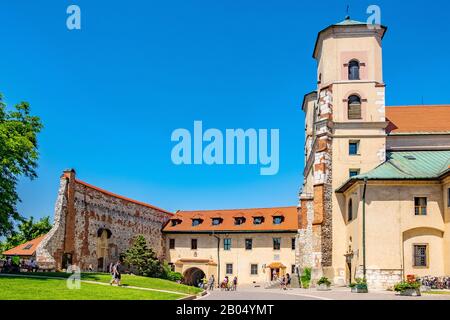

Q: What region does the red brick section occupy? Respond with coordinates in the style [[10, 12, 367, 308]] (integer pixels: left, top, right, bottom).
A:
[[386, 105, 450, 134]]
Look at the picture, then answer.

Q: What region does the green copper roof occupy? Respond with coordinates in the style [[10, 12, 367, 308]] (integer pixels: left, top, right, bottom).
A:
[[337, 151, 450, 193], [335, 17, 367, 26]]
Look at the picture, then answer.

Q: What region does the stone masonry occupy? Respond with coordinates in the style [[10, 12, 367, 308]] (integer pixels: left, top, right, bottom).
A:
[[36, 169, 172, 271]]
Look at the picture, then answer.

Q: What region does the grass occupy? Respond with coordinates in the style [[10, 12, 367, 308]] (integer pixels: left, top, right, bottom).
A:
[[423, 291, 450, 295], [25, 272, 202, 295], [0, 276, 183, 300]]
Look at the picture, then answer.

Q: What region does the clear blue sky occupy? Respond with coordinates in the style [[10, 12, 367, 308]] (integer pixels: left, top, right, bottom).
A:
[[1, 0, 450, 221]]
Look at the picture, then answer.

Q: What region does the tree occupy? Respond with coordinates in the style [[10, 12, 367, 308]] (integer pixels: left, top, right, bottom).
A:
[[0, 93, 43, 237], [0, 216, 52, 255], [123, 235, 164, 278]]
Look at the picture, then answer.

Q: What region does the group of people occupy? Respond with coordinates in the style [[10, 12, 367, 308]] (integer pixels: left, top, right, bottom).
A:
[[278, 273, 292, 290], [0, 257, 39, 273], [220, 276, 238, 291]]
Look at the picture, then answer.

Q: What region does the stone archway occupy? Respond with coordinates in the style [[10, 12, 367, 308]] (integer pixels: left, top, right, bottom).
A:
[[183, 267, 205, 287]]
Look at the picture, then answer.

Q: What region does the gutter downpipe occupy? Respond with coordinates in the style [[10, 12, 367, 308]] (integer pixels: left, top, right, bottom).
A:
[[362, 177, 368, 280], [212, 231, 220, 288]]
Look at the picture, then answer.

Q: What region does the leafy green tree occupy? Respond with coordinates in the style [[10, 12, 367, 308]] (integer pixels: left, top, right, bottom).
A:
[[0, 93, 43, 237], [123, 235, 164, 278]]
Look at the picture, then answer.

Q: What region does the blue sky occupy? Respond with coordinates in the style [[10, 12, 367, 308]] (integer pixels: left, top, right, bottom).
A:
[[1, 0, 450, 221]]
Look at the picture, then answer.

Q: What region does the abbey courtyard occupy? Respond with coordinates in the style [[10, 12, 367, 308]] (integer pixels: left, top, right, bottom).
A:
[[3, 17, 450, 292]]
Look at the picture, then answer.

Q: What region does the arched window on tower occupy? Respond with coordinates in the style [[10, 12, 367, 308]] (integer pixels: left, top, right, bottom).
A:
[[348, 60, 360, 80], [348, 199, 353, 222], [348, 95, 362, 120]]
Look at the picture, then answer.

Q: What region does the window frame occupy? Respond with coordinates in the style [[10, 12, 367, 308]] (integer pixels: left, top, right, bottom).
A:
[[234, 217, 246, 226], [245, 238, 253, 251], [348, 199, 353, 222], [348, 60, 361, 80], [349, 169, 360, 178], [226, 263, 233, 275], [191, 238, 198, 250], [191, 219, 203, 227], [414, 197, 428, 216], [250, 264, 258, 275], [273, 216, 284, 225], [347, 95, 362, 120], [349, 140, 360, 156], [291, 238, 296, 250], [169, 238, 175, 250], [413, 244, 429, 268], [253, 216, 264, 225], [447, 188, 450, 208], [224, 238, 232, 251], [273, 238, 281, 251]]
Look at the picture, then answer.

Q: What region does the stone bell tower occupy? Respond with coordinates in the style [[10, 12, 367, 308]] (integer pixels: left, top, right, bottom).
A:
[[298, 16, 387, 285]]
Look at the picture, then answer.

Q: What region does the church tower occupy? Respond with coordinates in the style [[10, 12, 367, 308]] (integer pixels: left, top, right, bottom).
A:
[[298, 16, 388, 285]]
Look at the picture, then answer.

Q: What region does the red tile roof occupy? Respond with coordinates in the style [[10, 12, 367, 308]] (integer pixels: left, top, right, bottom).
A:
[[2, 235, 47, 257], [163, 207, 299, 233], [386, 105, 450, 134]]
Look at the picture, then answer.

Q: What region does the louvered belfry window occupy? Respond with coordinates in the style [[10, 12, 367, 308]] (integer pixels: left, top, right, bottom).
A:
[[348, 95, 362, 119], [349, 60, 360, 80]]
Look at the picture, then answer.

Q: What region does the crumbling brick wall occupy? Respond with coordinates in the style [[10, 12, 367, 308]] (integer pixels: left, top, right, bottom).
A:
[[36, 169, 172, 271]]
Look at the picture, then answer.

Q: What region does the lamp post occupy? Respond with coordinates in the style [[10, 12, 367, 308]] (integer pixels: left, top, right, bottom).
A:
[[362, 177, 368, 280], [211, 232, 220, 288]]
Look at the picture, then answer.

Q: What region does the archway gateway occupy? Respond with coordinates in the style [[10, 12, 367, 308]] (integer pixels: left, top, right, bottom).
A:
[[183, 267, 205, 287]]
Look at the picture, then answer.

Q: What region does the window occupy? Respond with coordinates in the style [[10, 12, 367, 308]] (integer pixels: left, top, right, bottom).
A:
[[245, 239, 253, 250], [23, 244, 33, 250], [348, 199, 353, 222], [273, 216, 284, 225], [348, 60, 360, 80], [292, 265, 297, 275], [191, 239, 197, 250], [253, 217, 264, 225], [414, 197, 427, 216], [169, 239, 175, 250], [349, 169, 360, 178], [291, 238, 296, 250], [234, 217, 246, 226], [348, 95, 362, 120], [224, 238, 232, 251], [413, 245, 428, 267], [226, 264, 233, 275], [273, 238, 281, 250], [192, 219, 203, 227], [251, 264, 258, 275], [349, 141, 360, 155], [212, 218, 222, 226], [171, 219, 181, 226]]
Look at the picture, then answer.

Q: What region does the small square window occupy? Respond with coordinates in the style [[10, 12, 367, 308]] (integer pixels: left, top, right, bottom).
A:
[[226, 264, 233, 275], [349, 169, 360, 178], [224, 238, 232, 251], [234, 217, 246, 226], [192, 219, 203, 227], [273, 216, 284, 225], [212, 218, 222, 226], [349, 141, 360, 155], [414, 197, 427, 216], [413, 245, 428, 267], [250, 264, 258, 275], [291, 238, 296, 250], [273, 238, 281, 250], [169, 239, 175, 250], [253, 217, 264, 225], [191, 239, 198, 250], [245, 239, 253, 250]]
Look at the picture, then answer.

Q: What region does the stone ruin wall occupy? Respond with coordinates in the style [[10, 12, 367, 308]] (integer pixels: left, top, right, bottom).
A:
[[36, 170, 172, 271]]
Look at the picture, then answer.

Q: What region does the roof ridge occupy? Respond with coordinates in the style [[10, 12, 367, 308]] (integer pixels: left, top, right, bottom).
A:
[[177, 206, 298, 213]]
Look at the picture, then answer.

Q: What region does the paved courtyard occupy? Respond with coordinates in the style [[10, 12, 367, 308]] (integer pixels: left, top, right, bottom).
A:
[[199, 285, 450, 300]]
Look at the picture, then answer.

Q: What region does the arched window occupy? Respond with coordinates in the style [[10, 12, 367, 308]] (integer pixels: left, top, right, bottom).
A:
[[348, 60, 360, 80], [348, 95, 362, 120], [348, 199, 353, 222]]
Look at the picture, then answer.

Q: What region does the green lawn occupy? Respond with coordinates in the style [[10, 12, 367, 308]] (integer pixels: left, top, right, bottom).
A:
[[0, 276, 183, 300], [23, 272, 202, 295], [423, 291, 450, 295]]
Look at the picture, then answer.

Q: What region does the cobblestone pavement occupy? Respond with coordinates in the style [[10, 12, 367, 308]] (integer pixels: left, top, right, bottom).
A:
[[199, 285, 450, 300]]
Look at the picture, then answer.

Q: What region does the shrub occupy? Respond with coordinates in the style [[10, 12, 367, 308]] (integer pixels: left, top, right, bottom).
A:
[[394, 281, 421, 292], [317, 277, 331, 287], [300, 267, 312, 289], [123, 235, 165, 278], [350, 278, 368, 290]]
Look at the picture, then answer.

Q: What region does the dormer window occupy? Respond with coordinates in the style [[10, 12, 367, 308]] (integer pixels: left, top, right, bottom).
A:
[[234, 217, 246, 226], [253, 217, 265, 225], [348, 60, 360, 80], [192, 219, 203, 227], [273, 216, 284, 225], [212, 218, 223, 226], [171, 219, 182, 227]]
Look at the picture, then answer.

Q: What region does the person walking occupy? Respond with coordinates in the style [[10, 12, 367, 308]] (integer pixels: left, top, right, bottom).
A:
[[286, 273, 291, 289], [208, 275, 215, 291], [201, 276, 208, 289], [233, 276, 238, 291]]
